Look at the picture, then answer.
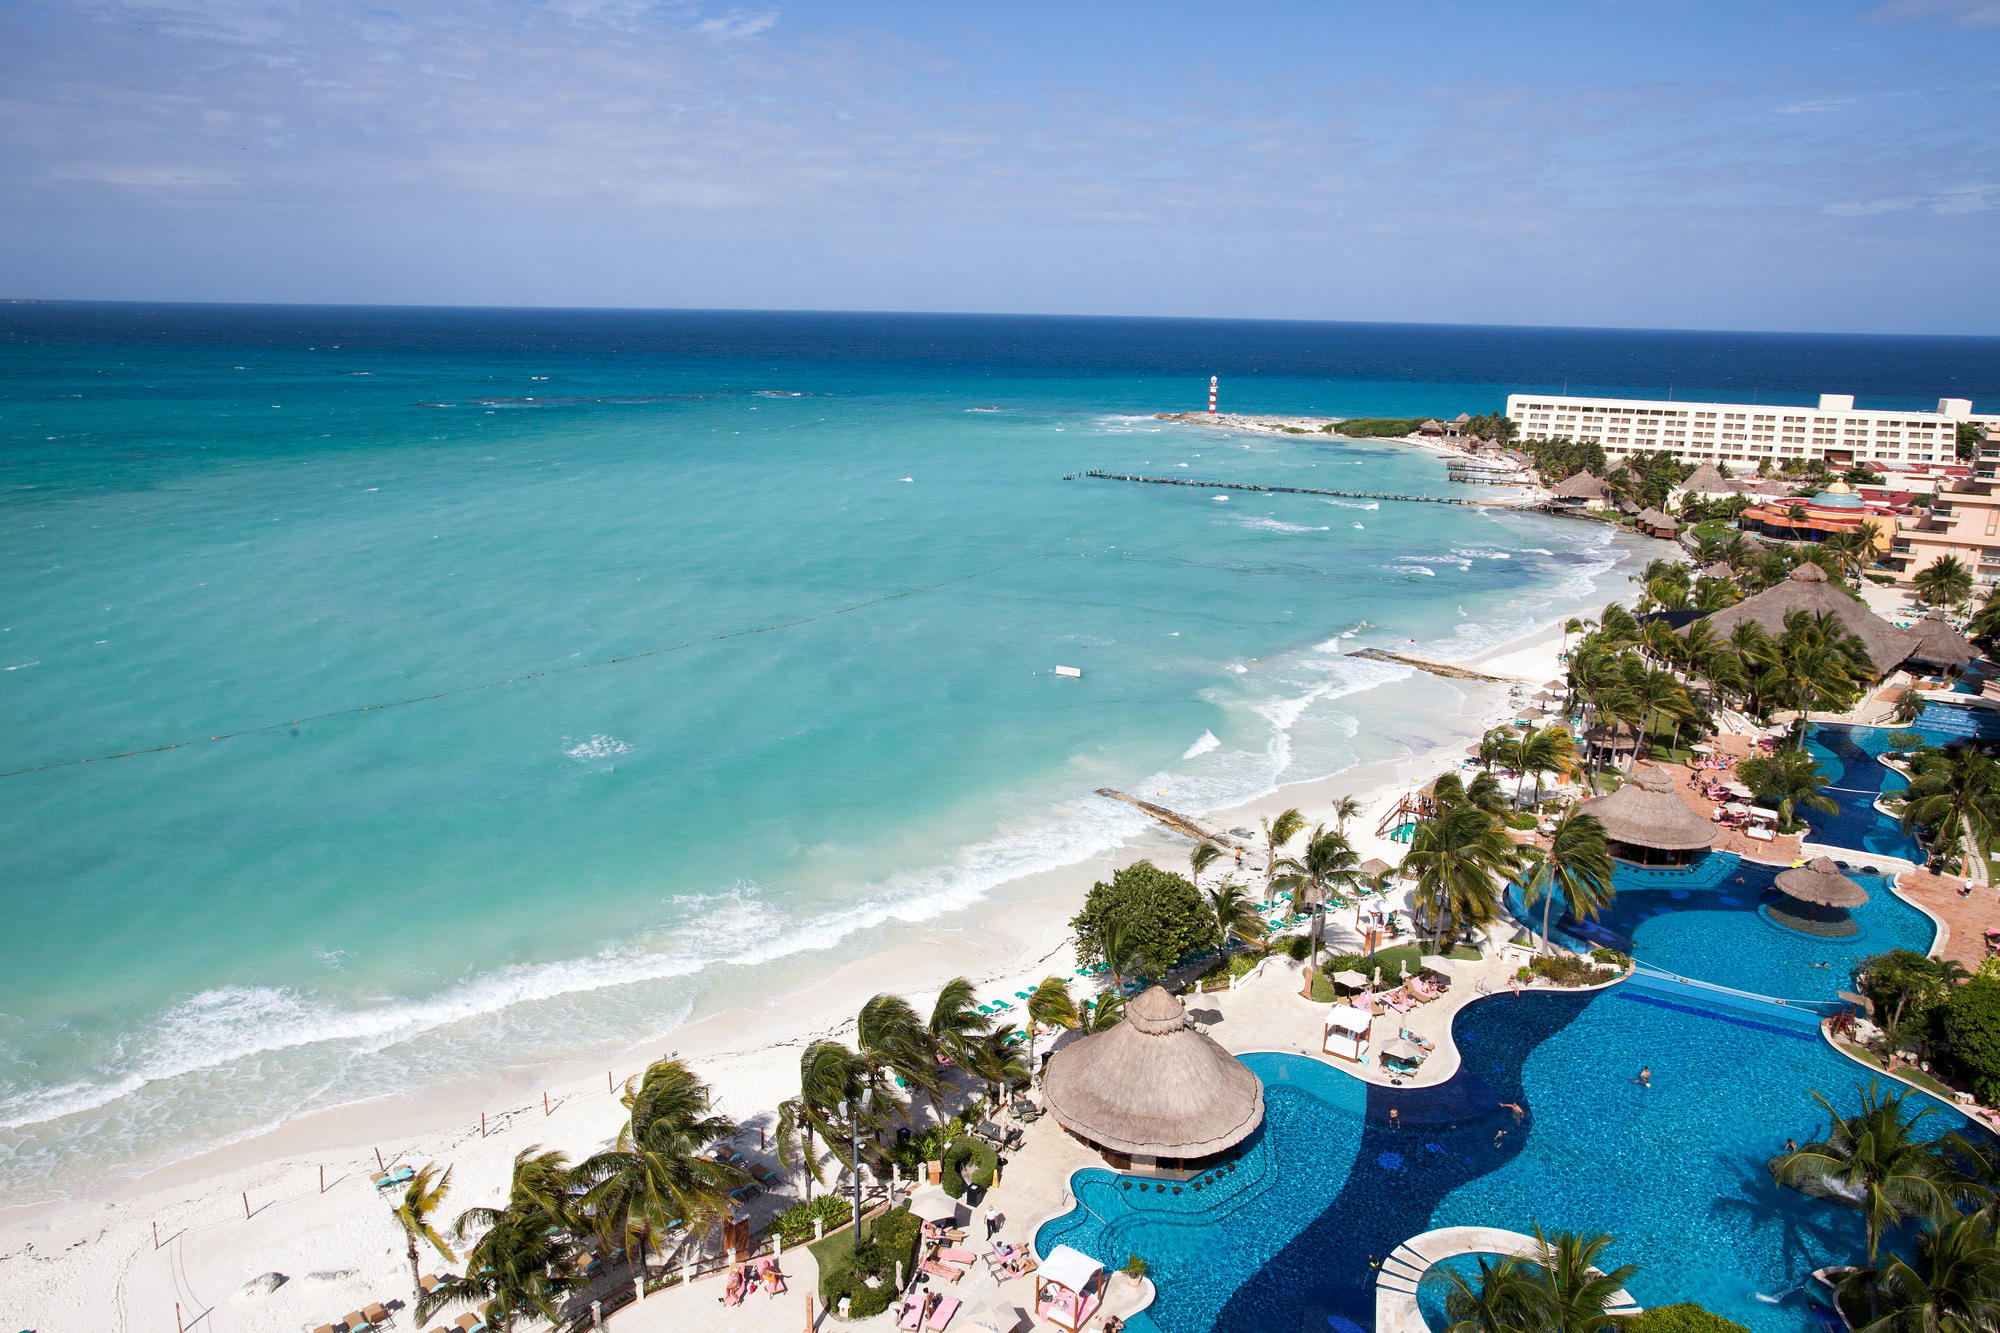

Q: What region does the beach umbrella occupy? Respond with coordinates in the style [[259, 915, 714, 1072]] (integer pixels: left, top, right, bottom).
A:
[[1418, 955, 1454, 976], [1837, 990, 1874, 1017], [1773, 857, 1870, 914], [1380, 1037, 1424, 1062], [1331, 970, 1368, 990], [1358, 858, 1392, 879]]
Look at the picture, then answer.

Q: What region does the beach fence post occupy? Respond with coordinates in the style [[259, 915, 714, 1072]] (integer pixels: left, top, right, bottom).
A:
[[319, 1165, 325, 1194], [376, 1146, 384, 1170], [153, 1220, 159, 1250], [544, 1092, 551, 1117], [681, 1256, 692, 1287], [591, 1299, 603, 1327], [243, 1191, 250, 1220], [635, 1274, 646, 1304], [608, 1070, 614, 1094], [481, 1111, 486, 1138], [175, 1301, 183, 1333]]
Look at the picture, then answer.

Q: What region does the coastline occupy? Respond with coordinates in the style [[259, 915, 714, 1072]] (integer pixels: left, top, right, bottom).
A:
[[0, 590, 1638, 1331]]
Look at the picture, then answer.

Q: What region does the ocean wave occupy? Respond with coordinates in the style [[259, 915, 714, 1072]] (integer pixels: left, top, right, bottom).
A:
[[565, 734, 634, 762], [1317, 498, 1379, 510], [1395, 564, 1437, 577], [1182, 730, 1222, 759], [1238, 517, 1330, 534]]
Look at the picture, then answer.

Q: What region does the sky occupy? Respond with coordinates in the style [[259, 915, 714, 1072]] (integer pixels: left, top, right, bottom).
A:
[[1, 0, 1998, 333]]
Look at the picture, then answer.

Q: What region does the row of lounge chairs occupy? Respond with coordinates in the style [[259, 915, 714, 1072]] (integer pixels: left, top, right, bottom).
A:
[[312, 1303, 396, 1333]]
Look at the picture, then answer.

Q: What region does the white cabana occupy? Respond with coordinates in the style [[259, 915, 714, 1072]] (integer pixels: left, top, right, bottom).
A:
[[1036, 1245, 1105, 1333], [1323, 1005, 1371, 1064]]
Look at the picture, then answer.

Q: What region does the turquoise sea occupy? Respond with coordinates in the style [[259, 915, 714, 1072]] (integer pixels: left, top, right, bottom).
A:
[[1, 306, 1993, 1206]]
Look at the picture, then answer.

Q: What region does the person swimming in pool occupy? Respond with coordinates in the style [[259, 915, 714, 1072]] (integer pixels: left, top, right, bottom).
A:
[[1499, 1101, 1524, 1123], [1635, 1066, 1651, 1087]]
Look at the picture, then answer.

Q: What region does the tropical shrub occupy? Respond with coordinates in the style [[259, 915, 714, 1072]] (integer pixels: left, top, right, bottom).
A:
[[1282, 935, 1313, 962], [1626, 1303, 1752, 1333], [816, 1205, 922, 1316], [1070, 862, 1220, 980], [1329, 417, 1426, 438], [1123, 1255, 1150, 1278], [1940, 976, 2000, 1102], [772, 1194, 850, 1245], [940, 1136, 998, 1199], [1528, 953, 1617, 987], [1590, 947, 1630, 967], [1507, 811, 1539, 830]]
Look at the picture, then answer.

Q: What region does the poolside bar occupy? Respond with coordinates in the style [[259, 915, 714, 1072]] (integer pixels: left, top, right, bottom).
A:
[[1576, 766, 1722, 866]]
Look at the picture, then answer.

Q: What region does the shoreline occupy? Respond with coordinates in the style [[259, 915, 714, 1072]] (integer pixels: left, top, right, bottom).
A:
[[0, 601, 1626, 1331]]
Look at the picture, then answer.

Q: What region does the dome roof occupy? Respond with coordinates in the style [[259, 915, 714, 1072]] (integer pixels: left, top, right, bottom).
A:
[[1811, 488, 1864, 510], [1825, 480, 1852, 494]]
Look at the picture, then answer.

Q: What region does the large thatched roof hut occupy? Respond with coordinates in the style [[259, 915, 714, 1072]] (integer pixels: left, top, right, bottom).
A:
[[1773, 857, 1869, 909], [1041, 985, 1263, 1173], [1553, 471, 1610, 506], [1691, 564, 1918, 676], [1906, 610, 1977, 671], [1576, 766, 1720, 863]]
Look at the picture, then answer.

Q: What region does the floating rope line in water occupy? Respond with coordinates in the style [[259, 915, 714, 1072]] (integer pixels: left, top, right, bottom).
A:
[[0, 552, 1059, 781]]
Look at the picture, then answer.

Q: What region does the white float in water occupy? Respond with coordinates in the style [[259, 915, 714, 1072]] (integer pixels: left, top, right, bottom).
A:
[[1053, 665, 1082, 679]]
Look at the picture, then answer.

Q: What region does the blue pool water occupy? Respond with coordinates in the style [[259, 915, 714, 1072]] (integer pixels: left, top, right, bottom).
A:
[[1804, 725, 1926, 863], [1513, 853, 1934, 1003], [1037, 990, 1970, 1333], [1915, 701, 2000, 741]]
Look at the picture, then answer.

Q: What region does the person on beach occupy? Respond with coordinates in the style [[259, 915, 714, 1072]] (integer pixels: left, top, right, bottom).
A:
[[984, 1206, 1002, 1239]]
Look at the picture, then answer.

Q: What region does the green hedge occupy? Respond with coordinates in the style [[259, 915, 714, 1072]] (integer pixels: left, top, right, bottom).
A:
[[771, 1193, 849, 1245], [1330, 417, 1426, 438], [942, 1136, 998, 1198], [1941, 976, 2000, 1103], [1626, 1304, 1752, 1333], [814, 1205, 923, 1317]]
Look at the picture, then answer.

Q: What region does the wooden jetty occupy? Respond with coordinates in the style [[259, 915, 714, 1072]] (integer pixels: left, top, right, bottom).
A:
[[1079, 470, 1512, 507]]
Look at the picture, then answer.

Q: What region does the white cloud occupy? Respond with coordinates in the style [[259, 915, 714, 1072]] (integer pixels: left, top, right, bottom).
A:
[[1775, 98, 1852, 114], [691, 9, 778, 40], [1933, 183, 2000, 213]]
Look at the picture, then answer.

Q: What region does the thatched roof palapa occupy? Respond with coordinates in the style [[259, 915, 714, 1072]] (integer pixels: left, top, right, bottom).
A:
[[1553, 470, 1609, 501], [1041, 985, 1264, 1160], [1907, 610, 1977, 669], [1358, 857, 1393, 878], [1691, 564, 1919, 676], [1699, 562, 1735, 580], [1582, 719, 1642, 752], [1635, 506, 1678, 532], [1679, 463, 1730, 493], [1577, 766, 1721, 852], [1773, 857, 1870, 909]]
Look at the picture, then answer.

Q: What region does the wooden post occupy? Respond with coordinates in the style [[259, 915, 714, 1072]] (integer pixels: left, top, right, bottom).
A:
[[376, 1146, 385, 1170], [608, 1070, 614, 1093], [243, 1191, 250, 1220], [544, 1092, 551, 1117], [176, 1301, 184, 1333], [480, 1111, 486, 1138], [152, 1220, 159, 1250], [319, 1165, 325, 1194]]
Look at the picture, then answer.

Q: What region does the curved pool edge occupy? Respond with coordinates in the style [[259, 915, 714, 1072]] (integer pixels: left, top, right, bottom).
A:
[[1376, 1225, 1643, 1333]]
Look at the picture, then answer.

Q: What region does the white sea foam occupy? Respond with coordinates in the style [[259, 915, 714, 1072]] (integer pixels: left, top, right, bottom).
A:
[[1353, 523, 1365, 530], [565, 735, 634, 762], [1398, 565, 1437, 577], [1182, 730, 1221, 759], [1317, 498, 1378, 510], [1238, 517, 1329, 534]]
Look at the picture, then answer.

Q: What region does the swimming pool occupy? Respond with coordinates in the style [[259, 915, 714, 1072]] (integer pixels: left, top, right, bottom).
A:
[[1804, 725, 1925, 863], [1036, 989, 1969, 1333], [1512, 853, 1935, 1004]]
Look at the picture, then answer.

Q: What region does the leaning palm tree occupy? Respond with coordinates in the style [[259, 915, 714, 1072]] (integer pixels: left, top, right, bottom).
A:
[[1515, 725, 1578, 805], [417, 1201, 585, 1331], [1516, 810, 1615, 954], [1189, 840, 1224, 885], [1517, 1227, 1640, 1333], [775, 1040, 871, 1201], [1331, 794, 1362, 836], [1404, 803, 1518, 947], [964, 1025, 1029, 1113], [1080, 989, 1126, 1033], [1270, 824, 1362, 970], [1431, 1252, 1540, 1333], [1774, 1081, 1970, 1265], [1738, 748, 1840, 831], [390, 1163, 456, 1304], [856, 992, 937, 1115], [927, 976, 994, 1075], [1207, 880, 1268, 950], [1837, 1212, 2000, 1333], [1903, 744, 2000, 884], [1260, 808, 1308, 891], [1094, 916, 1150, 993], [578, 1060, 745, 1272], [1023, 976, 1078, 1085]]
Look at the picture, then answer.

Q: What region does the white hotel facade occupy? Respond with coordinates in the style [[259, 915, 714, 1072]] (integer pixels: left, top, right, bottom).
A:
[[1504, 392, 1999, 471]]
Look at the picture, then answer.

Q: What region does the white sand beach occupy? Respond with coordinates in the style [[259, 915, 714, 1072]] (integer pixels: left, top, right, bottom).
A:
[[0, 611, 1598, 1333]]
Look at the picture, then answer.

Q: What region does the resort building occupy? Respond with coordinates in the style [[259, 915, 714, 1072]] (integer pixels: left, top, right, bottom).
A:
[[1734, 482, 1898, 551], [1505, 392, 1990, 471], [1575, 766, 1721, 865], [1885, 476, 2000, 589], [1040, 985, 1263, 1176]]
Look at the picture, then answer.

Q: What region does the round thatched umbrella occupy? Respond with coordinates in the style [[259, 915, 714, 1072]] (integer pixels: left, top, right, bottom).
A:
[[1773, 857, 1870, 916], [1358, 857, 1393, 879], [1575, 766, 1720, 862], [1041, 985, 1263, 1167]]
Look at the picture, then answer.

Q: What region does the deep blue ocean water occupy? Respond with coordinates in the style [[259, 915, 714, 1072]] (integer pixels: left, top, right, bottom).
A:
[[2, 304, 1992, 1204]]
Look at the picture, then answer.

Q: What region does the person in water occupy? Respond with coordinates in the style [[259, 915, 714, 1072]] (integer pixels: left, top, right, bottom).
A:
[[1636, 1066, 1651, 1087], [1499, 1101, 1524, 1123]]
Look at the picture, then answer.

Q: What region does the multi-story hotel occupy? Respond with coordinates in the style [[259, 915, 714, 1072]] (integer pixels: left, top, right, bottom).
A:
[[1504, 392, 1998, 471]]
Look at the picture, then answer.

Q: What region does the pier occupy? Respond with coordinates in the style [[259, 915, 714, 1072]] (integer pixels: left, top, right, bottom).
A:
[[1078, 470, 1516, 507], [1344, 648, 1521, 684]]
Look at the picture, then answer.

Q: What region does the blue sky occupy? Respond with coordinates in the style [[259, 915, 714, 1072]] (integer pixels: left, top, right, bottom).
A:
[[1, 0, 1997, 332]]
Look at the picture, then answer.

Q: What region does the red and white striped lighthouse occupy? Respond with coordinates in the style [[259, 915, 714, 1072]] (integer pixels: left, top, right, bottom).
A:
[[1208, 376, 1218, 414]]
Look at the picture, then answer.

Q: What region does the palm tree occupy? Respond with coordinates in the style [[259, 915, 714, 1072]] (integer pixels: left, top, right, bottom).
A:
[[1024, 976, 1079, 1085], [390, 1163, 456, 1303], [1518, 1227, 1639, 1333], [1331, 794, 1362, 836], [1479, 727, 1521, 775], [1189, 840, 1224, 885], [1432, 1253, 1540, 1333], [775, 1041, 870, 1201], [963, 1025, 1029, 1112], [1515, 725, 1578, 805], [1095, 917, 1148, 993], [1969, 586, 2000, 649], [1404, 803, 1517, 947], [1774, 1081, 1969, 1265], [1837, 1214, 2000, 1333], [1903, 745, 2000, 883], [1516, 811, 1615, 954], [1774, 609, 1874, 741], [1260, 808, 1307, 892], [579, 1060, 745, 1273], [927, 976, 994, 1076], [1080, 989, 1125, 1033], [418, 1200, 585, 1331], [1208, 880, 1268, 950], [1917, 554, 1975, 609], [1738, 748, 1839, 831], [1270, 824, 1362, 970], [857, 992, 936, 1113]]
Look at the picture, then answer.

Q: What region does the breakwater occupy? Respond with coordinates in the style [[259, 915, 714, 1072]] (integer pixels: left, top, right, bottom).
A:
[[1076, 470, 1513, 507]]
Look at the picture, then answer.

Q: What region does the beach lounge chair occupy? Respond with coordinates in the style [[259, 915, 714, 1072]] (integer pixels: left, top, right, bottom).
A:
[[419, 1274, 444, 1295], [927, 1294, 962, 1329], [453, 1313, 486, 1332], [372, 1165, 415, 1191], [757, 1255, 787, 1294], [923, 1259, 966, 1283], [313, 1325, 339, 1333], [940, 1246, 977, 1264], [363, 1304, 392, 1327], [345, 1313, 375, 1333], [730, 1182, 761, 1202]]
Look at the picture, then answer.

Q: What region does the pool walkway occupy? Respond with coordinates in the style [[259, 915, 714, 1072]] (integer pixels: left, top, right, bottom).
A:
[[1374, 1226, 1641, 1333]]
